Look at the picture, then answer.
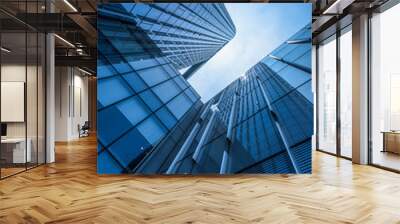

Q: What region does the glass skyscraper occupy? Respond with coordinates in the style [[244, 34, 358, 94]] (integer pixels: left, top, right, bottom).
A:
[[97, 3, 235, 173], [135, 25, 313, 174], [97, 3, 312, 174], [100, 3, 236, 79]]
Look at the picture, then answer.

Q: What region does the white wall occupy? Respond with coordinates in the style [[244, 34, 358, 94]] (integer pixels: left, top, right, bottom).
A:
[[71, 72, 89, 138], [339, 30, 353, 158], [1, 65, 26, 140], [55, 67, 89, 141], [55, 66, 69, 141]]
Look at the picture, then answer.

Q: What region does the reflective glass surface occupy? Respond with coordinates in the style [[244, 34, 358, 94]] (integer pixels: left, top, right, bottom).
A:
[[133, 24, 312, 174], [98, 3, 311, 174], [317, 35, 337, 154], [98, 3, 222, 174]]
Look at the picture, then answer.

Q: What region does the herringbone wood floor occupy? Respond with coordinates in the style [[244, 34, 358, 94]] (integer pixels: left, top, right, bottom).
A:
[[1, 135, 400, 224]]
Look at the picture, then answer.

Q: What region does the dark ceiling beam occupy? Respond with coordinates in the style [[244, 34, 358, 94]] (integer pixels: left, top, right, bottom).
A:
[[311, 0, 386, 44], [5, 11, 97, 48], [323, 0, 356, 14], [0, 8, 38, 31], [55, 55, 96, 72], [10, 13, 84, 32], [312, 15, 336, 34], [67, 13, 97, 46]]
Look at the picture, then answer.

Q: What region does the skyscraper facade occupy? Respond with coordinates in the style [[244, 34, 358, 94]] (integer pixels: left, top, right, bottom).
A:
[[132, 24, 313, 174], [97, 3, 236, 173], [106, 3, 236, 78]]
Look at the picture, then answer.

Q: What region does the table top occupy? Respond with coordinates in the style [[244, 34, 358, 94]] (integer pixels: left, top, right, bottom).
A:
[[1, 138, 29, 143]]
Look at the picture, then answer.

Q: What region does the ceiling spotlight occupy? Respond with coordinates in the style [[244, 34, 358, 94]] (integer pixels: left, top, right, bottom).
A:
[[78, 67, 93, 76], [54, 34, 75, 48], [63, 0, 78, 12], [1, 47, 11, 53]]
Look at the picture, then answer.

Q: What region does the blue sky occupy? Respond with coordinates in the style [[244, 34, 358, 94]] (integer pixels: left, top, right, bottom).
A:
[[187, 3, 311, 102]]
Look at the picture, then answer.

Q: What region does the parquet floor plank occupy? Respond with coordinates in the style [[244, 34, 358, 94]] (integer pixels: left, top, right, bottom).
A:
[[0, 135, 400, 223]]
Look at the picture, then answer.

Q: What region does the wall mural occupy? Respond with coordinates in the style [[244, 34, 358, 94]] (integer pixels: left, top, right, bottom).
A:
[[97, 3, 313, 174]]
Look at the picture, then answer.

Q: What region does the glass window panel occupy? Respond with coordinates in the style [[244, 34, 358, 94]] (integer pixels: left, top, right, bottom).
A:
[[1, 31, 27, 177], [122, 72, 147, 92], [184, 87, 198, 102], [275, 65, 310, 89], [274, 44, 296, 59], [129, 58, 159, 71], [159, 13, 170, 22], [98, 76, 133, 107], [97, 151, 124, 174], [108, 128, 151, 168], [98, 62, 117, 79], [167, 92, 193, 119], [137, 66, 169, 86], [162, 64, 178, 78], [340, 29, 352, 158], [268, 60, 287, 74], [152, 80, 180, 103], [156, 107, 177, 130], [137, 116, 166, 144], [283, 44, 310, 62], [147, 8, 162, 20], [121, 3, 134, 12], [140, 22, 153, 30], [111, 60, 132, 74], [139, 89, 162, 111], [370, 4, 400, 171], [317, 36, 337, 154], [297, 81, 313, 103], [174, 76, 187, 89], [294, 50, 311, 69], [131, 4, 151, 17], [98, 104, 134, 146], [117, 97, 150, 126], [111, 37, 144, 57]]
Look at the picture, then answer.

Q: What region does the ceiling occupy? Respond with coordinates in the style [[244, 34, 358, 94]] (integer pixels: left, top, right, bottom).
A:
[[0, 0, 393, 74]]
